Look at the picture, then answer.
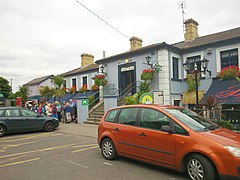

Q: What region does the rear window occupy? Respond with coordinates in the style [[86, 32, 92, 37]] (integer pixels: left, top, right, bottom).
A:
[[105, 109, 119, 123]]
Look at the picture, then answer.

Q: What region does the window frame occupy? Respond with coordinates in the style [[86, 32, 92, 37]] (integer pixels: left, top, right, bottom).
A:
[[220, 48, 238, 69], [172, 57, 179, 80]]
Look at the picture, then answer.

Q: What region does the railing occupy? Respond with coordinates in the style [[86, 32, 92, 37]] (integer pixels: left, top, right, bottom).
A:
[[118, 81, 141, 99]]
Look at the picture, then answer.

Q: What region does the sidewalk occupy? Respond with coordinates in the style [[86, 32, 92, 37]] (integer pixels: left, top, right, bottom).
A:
[[56, 122, 98, 138]]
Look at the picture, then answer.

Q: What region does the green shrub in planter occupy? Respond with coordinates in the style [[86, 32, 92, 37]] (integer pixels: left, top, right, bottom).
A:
[[218, 120, 234, 130], [125, 96, 138, 105]]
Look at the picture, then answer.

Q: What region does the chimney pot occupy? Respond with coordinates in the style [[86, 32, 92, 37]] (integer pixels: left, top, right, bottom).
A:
[[184, 18, 199, 41], [130, 36, 143, 51]]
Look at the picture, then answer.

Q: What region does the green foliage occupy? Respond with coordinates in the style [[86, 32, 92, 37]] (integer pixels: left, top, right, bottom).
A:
[[51, 75, 66, 100], [139, 81, 151, 92], [51, 75, 65, 88], [186, 74, 200, 92], [125, 96, 138, 105], [218, 121, 234, 130], [0, 77, 11, 98], [17, 86, 29, 103], [88, 95, 96, 110], [39, 86, 54, 100]]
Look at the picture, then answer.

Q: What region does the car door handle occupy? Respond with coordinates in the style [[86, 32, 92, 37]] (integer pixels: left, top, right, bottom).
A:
[[138, 133, 146, 137], [113, 127, 119, 131]]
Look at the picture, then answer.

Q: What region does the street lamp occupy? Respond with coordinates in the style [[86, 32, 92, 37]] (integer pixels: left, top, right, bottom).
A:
[[144, 55, 163, 72], [100, 64, 104, 73], [183, 57, 211, 106]]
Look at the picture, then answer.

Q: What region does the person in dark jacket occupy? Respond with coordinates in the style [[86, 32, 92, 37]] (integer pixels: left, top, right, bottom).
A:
[[64, 103, 72, 123]]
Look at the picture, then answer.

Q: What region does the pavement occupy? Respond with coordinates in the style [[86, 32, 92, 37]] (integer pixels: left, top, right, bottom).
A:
[[56, 122, 98, 138]]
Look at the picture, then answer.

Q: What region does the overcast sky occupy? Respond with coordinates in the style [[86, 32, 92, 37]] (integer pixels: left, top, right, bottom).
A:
[[1, 0, 239, 92]]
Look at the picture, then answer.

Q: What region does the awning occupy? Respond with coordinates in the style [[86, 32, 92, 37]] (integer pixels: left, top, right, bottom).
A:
[[182, 90, 204, 104], [204, 78, 240, 104]]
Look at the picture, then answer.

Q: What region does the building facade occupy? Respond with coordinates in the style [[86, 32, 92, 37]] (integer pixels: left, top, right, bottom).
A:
[[95, 19, 240, 109]]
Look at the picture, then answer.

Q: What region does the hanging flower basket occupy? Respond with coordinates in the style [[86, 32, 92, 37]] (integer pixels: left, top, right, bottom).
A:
[[217, 65, 240, 80], [93, 74, 107, 86], [141, 69, 155, 81]]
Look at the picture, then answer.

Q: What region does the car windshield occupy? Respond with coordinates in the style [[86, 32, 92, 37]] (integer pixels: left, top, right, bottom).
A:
[[164, 108, 219, 132]]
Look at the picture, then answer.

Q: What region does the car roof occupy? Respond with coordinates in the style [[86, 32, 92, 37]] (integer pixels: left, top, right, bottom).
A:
[[0, 106, 21, 110], [107, 104, 181, 111]]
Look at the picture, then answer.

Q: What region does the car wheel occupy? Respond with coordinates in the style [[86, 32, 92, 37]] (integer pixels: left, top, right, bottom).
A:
[[44, 122, 55, 132], [186, 154, 215, 180], [101, 138, 118, 160], [0, 125, 6, 137]]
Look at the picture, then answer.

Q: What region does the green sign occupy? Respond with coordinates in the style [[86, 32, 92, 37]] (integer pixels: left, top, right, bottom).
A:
[[152, 61, 162, 73], [82, 99, 89, 106], [0, 93, 3, 98]]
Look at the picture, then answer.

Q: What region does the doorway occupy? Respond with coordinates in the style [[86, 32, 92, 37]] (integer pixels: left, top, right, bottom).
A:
[[118, 63, 136, 96]]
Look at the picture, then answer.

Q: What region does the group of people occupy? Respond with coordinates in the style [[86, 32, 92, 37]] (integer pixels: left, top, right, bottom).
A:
[[27, 99, 77, 123]]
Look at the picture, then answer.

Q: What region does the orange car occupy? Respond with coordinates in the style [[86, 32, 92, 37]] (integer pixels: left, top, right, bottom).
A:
[[98, 104, 240, 180]]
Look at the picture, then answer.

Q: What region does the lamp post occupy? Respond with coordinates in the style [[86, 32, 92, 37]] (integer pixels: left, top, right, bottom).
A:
[[144, 55, 162, 72], [183, 57, 210, 107]]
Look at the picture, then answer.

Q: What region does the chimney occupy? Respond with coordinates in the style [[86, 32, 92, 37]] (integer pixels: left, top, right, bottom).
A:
[[130, 36, 143, 51], [184, 18, 199, 41], [81, 53, 94, 67]]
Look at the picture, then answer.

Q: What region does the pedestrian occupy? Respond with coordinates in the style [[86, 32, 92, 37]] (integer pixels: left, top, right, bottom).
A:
[[65, 103, 72, 123], [69, 99, 76, 122], [46, 103, 52, 117], [51, 103, 58, 119], [61, 101, 67, 123]]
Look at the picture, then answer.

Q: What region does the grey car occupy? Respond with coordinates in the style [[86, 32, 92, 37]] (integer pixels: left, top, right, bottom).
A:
[[0, 107, 59, 137]]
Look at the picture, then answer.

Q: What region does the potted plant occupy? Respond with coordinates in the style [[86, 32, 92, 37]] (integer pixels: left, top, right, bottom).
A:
[[93, 74, 107, 86], [217, 65, 240, 80], [140, 69, 155, 81]]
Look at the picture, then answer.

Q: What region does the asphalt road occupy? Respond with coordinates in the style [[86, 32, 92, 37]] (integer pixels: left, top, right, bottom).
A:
[[0, 129, 187, 180]]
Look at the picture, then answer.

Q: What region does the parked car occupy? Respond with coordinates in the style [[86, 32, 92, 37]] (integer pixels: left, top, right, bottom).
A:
[[0, 107, 59, 137], [98, 104, 240, 180]]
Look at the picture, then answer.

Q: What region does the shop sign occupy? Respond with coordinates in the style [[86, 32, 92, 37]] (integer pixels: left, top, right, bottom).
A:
[[121, 66, 134, 72]]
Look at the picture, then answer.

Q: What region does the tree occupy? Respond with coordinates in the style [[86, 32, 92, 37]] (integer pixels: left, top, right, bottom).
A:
[[39, 86, 54, 101], [51, 75, 66, 102], [17, 86, 29, 104], [0, 76, 11, 98]]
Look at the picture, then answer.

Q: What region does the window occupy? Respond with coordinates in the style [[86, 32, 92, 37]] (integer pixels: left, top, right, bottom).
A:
[[105, 109, 118, 123], [0, 110, 4, 117], [5, 109, 20, 117], [220, 48, 238, 69], [21, 109, 37, 117], [186, 55, 201, 73], [174, 100, 180, 106], [63, 80, 66, 88], [82, 76, 87, 86], [173, 121, 188, 135], [118, 108, 138, 125], [140, 108, 170, 130], [72, 78, 76, 87], [172, 57, 179, 79]]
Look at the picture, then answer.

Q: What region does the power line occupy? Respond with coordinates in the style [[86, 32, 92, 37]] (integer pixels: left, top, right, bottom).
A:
[[74, 0, 129, 39]]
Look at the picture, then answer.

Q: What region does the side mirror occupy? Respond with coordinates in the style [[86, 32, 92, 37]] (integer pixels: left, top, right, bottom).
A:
[[161, 125, 172, 133]]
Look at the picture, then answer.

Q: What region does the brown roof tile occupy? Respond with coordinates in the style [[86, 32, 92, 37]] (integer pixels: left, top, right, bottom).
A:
[[172, 27, 240, 49], [61, 64, 99, 77], [23, 75, 54, 86]]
